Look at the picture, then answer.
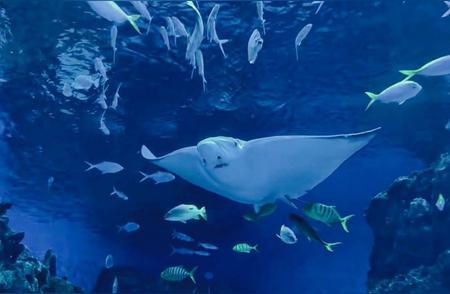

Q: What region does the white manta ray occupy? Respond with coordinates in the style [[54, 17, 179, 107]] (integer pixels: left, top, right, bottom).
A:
[[141, 128, 380, 212]]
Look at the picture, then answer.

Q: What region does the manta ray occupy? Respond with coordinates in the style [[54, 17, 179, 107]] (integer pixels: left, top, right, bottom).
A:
[[141, 128, 380, 212]]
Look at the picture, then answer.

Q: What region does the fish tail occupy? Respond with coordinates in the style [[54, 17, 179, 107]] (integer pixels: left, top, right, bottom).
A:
[[141, 145, 156, 160], [84, 161, 95, 172], [218, 39, 229, 58], [399, 69, 416, 81], [253, 244, 259, 252], [189, 266, 198, 284], [128, 14, 142, 34], [323, 241, 342, 252], [116, 225, 123, 233], [340, 214, 355, 233], [138, 171, 148, 183], [170, 246, 176, 256], [364, 92, 377, 111], [199, 207, 207, 221], [110, 186, 117, 196]]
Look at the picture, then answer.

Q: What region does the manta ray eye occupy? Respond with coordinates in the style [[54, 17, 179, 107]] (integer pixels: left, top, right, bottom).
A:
[[217, 156, 222, 160], [234, 142, 238, 147], [202, 159, 206, 165]]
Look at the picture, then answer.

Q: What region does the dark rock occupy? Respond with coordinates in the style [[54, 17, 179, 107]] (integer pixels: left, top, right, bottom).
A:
[[0, 202, 12, 215], [366, 153, 450, 292], [43, 250, 57, 277], [0, 201, 82, 292]]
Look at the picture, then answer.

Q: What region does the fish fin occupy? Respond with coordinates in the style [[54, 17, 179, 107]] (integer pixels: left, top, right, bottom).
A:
[[141, 145, 156, 160], [128, 14, 142, 34], [399, 69, 416, 80], [275, 234, 281, 240], [84, 161, 95, 172], [323, 241, 342, 252], [306, 236, 311, 242], [364, 92, 377, 111], [199, 207, 207, 221], [190, 266, 198, 284], [281, 195, 298, 209], [295, 46, 299, 61], [340, 214, 354, 233]]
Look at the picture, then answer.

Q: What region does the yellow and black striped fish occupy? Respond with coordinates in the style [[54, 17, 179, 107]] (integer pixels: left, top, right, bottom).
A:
[[302, 203, 354, 233], [232, 243, 258, 253], [160, 265, 198, 284]]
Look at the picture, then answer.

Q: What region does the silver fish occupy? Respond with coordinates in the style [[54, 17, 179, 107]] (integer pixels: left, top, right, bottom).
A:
[[248, 29, 263, 64], [170, 246, 195, 256], [172, 230, 195, 242], [295, 24, 312, 61], [111, 186, 128, 200], [171, 16, 189, 39], [185, 1, 204, 67], [194, 250, 210, 256], [94, 57, 108, 82], [131, 1, 152, 34], [112, 276, 118, 293], [118, 222, 140, 233], [111, 25, 118, 64], [110, 83, 121, 110], [165, 17, 176, 44], [198, 242, 218, 250], [206, 4, 229, 58], [105, 254, 114, 269], [84, 161, 124, 174], [159, 26, 171, 50], [96, 84, 108, 110], [99, 110, 110, 136], [139, 171, 175, 184], [195, 50, 206, 91]]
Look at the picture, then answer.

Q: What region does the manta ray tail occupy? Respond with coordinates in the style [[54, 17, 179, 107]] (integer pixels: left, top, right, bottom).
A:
[[141, 145, 156, 160]]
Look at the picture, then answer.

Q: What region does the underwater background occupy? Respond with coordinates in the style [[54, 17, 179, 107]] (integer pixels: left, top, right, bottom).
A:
[[0, 0, 450, 293]]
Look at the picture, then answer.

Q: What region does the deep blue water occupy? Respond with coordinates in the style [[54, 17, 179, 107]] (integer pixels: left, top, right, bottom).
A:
[[0, 0, 449, 293]]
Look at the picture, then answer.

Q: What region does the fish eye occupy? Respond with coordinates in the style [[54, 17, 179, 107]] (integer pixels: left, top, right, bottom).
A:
[[202, 158, 206, 165]]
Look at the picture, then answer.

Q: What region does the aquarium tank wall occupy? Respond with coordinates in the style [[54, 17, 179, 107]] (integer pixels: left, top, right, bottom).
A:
[[0, 0, 449, 293]]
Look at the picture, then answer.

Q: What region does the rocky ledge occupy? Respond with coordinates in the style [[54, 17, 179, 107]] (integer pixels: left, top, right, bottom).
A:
[[0, 202, 81, 293], [366, 153, 450, 293]]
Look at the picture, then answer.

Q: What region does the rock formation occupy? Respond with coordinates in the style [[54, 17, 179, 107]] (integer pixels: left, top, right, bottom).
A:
[[366, 153, 450, 293]]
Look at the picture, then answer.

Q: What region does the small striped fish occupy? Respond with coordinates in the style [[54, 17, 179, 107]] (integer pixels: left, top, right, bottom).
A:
[[232, 243, 258, 253], [302, 203, 354, 233], [160, 265, 198, 284]]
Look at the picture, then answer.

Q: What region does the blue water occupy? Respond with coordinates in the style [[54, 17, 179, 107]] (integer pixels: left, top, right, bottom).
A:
[[0, 0, 449, 293]]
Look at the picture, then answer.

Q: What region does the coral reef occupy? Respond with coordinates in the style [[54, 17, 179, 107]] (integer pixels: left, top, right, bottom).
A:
[[366, 153, 450, 293], [0, 202, 81, 293]]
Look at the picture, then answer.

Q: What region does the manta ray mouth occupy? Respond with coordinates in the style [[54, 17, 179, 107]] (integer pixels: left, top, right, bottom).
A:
[[214, 163, 229, 169]]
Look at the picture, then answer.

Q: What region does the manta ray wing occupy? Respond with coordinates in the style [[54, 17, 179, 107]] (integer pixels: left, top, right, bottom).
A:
[[240, 127, 380, 201]]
